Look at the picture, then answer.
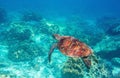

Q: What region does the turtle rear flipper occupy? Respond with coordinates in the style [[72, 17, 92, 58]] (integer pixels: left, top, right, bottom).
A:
[[82, 57, 91, 69], [48, 43, 57, 63], [91, 54, 98, 63]]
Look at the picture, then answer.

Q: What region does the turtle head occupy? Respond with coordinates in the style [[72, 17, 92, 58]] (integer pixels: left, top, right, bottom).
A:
[[53, 34, 61, 40]]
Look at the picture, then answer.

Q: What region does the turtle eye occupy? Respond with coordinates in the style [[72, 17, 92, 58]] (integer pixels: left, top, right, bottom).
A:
[[61, 47, 64, 50]]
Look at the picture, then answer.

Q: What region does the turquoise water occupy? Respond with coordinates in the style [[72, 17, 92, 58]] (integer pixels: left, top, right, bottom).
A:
[[0, 0, 120, 78]]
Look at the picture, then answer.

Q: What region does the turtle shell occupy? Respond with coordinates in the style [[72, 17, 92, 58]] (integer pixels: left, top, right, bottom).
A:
[[58, 37, 92, 57]]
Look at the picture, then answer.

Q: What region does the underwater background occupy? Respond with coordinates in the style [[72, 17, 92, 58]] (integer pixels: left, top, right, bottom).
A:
[[0, 0, 120, 78]]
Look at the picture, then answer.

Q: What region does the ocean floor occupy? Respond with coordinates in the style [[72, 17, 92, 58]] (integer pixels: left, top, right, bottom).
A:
[[0, 10, 120, 78]]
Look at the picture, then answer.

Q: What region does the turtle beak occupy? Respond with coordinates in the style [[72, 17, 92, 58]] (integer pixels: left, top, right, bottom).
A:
[[53, 34, 60, 40]]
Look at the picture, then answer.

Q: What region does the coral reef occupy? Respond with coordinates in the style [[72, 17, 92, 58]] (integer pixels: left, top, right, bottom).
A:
[[1, 16, 59, 62], [36, 19, 60, 35], [3, 21, 33, 43], [8, 41, 43, 62], [0, 10, 120, 78], [7, 28, 32, 42], [0, 21, 47, 62], [62, 57, 112, 78]]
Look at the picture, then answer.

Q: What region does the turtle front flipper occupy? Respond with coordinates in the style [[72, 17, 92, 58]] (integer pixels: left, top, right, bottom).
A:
[[48, 43, 57, 63], [82, 57, 91, 69]]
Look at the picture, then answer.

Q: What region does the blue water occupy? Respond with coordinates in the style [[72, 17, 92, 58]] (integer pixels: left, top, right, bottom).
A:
[[0, 0, 120, 18], [0, 0, 120, 78]]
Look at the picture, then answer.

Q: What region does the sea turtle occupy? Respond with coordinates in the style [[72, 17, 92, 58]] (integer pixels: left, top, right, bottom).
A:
[[48, 34, 97, 68]]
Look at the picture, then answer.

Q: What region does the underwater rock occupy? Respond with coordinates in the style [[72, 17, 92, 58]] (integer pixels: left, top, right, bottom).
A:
[[96, 16, 120, 32], [0, 8, 7, 23], [112, 57, 120, 67], [8, 41, 43, 62], [107, 24, 120, 35], [94, 36, 120, 53], [112, 58, 120, 64], [22, 11, 42, 22], [93, 35, 120, 63], [97, 48, 120, 61], [112, 66, 120, 78]]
